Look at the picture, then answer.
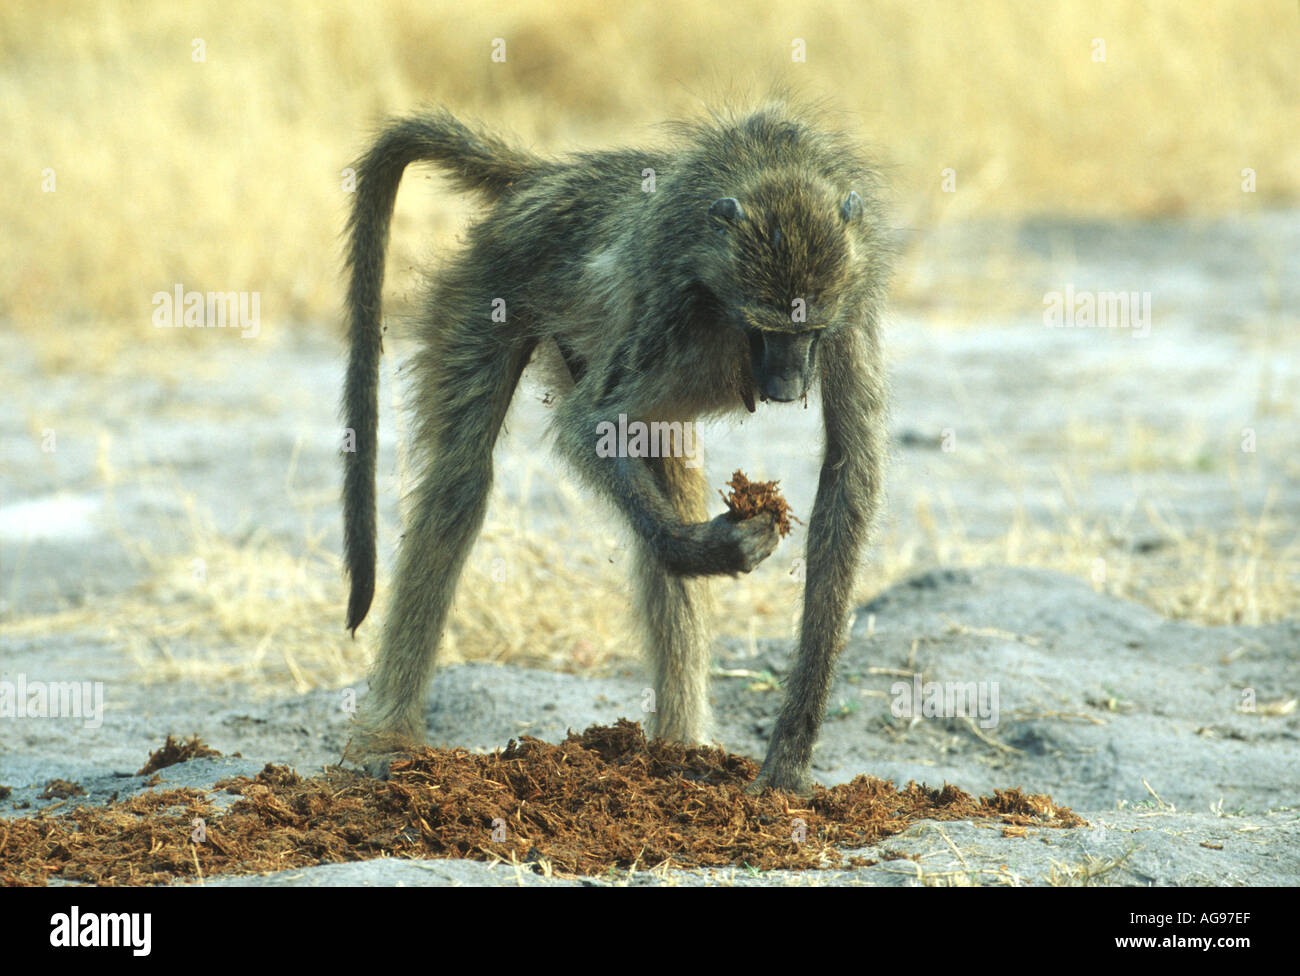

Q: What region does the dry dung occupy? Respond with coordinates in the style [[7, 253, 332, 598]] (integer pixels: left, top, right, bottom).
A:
[[137, 734, 223, 775], [719, 470, 800, 538], [0, 721, 1082, 886]]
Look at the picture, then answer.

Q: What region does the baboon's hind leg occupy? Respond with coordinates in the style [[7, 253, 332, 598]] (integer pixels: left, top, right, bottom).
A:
[[635, 455, 715, 745], [350, 320, 532, 770]]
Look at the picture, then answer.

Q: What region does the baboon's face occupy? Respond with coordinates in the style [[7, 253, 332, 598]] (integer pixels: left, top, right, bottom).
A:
[[745, 327, 818, 404], [705, 184, 864, 408]]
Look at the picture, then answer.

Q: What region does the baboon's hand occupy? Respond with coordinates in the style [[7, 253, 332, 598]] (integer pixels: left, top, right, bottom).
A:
[[695, 511, 779, 575], [662, 512, 779, 576], [725, 512, 780, 573]]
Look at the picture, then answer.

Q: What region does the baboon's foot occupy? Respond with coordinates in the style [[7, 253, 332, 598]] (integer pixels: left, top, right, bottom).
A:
[[341, 726, 422, 780], [360, 755, 397, 779], [647, 715, 711, 748], [744, 761, 814, 797]]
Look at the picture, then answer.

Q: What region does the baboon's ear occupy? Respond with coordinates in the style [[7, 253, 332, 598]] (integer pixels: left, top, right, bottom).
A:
[[840, 190, 863, 223], [709, 197, 745, 226]]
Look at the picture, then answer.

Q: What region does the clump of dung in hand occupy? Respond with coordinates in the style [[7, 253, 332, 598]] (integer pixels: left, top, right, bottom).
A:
[[718, 470, 800, 538]]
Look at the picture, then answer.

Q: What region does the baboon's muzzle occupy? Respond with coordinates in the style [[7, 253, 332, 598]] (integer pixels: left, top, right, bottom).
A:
[[749, 329, 816, 404]]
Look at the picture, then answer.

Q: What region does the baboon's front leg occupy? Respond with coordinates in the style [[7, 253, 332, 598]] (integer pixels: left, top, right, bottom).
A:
[[555, 401, 779, 579], [748, 326, 886, 794], [634, 456, 716, 745]]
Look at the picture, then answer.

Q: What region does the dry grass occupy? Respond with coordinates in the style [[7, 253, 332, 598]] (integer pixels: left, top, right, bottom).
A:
[[900, 489, 1300, 629], [5, 452, 1294, 693], [1, 461, 802, 691], [3, 0, 1298, 332]]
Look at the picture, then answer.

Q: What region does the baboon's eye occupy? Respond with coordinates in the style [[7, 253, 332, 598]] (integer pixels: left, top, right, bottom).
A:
[[709, 196, 745, 229], [840, 190, 863, 223]]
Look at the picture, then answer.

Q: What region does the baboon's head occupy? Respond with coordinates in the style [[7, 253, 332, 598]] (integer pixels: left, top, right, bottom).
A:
[[702, 178, 865, 410]]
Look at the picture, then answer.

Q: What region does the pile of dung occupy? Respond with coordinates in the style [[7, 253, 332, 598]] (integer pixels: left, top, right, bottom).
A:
[[719, 469, 800, 537], [0, 721, 1082, 886]]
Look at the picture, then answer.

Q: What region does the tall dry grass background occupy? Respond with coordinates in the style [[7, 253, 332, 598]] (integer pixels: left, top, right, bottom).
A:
[[4, 0, 1298, 331], [2, 1, 1297, 690]]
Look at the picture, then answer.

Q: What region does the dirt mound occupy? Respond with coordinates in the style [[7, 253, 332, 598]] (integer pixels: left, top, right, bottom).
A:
[[0, 721, 1081, 886]]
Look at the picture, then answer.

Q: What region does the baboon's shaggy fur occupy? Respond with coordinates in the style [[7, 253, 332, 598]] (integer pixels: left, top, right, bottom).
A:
[[342, 101, 891, 793]]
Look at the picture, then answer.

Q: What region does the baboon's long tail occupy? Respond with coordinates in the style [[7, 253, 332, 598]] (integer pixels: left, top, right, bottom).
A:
[[342, 110, 539, 634]]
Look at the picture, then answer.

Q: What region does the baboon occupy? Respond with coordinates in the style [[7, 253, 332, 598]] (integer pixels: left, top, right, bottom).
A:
[[342, 101, 891, 794]]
